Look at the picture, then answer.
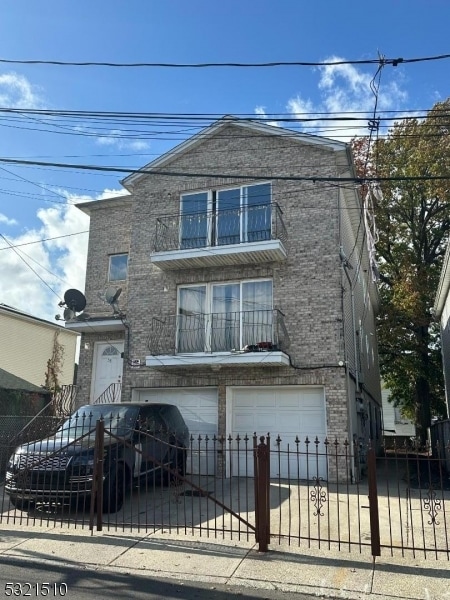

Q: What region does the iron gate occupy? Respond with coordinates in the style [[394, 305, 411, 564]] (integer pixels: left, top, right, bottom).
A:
[[1, 419, 449, 559]]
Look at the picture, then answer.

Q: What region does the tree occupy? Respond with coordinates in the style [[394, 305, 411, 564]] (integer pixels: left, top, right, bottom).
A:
[[352, 99, 450, 444]]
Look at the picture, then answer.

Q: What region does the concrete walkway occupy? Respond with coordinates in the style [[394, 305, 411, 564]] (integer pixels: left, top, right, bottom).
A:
[[0, 524, 448, 599]]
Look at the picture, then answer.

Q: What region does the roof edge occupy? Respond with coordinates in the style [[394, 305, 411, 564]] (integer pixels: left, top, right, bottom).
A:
[[121, 117, 347, 189], [76, 193, 132, 216]]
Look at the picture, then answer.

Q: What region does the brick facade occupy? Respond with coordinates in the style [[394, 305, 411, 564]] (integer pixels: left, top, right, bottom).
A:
[[71, 120, 382, 455]]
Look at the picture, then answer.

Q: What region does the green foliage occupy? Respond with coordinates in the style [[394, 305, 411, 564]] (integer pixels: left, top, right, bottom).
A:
[[352, 99, 450, 441], [0, 389, 48, 416]]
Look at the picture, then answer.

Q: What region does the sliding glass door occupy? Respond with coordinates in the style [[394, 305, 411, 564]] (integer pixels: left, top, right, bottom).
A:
[[179, 183, 272, 250], [177, 280, 273, 353]]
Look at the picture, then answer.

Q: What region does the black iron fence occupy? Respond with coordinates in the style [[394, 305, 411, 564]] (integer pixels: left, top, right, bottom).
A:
[[1, 422, 449, 560]]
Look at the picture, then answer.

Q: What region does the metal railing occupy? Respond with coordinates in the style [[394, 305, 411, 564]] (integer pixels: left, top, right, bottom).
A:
[[153, 202, 287, 253], [93, 383, 122, 405], [2, 428, 449, 559], [148, 308, 290, 355]]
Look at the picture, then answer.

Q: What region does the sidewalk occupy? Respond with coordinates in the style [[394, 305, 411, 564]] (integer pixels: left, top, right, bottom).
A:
[[0, 524, 448, 599]]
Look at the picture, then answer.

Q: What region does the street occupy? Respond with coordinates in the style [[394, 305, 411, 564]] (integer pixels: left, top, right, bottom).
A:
[[0, 556, 315, 600]]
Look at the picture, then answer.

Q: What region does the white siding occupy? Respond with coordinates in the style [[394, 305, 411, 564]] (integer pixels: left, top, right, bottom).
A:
[[0, 309, 78, 387]]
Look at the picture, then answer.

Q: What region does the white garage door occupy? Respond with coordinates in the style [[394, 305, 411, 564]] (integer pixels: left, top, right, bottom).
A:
[[230, 386, 327, 479], [137, 387, 218, 475]]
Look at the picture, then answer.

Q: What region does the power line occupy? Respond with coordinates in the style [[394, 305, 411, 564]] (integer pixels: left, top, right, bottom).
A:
[[1, 107, 448, 127], [0, 230, 89, 251], [1, 111, 448, 147], [0, 234, 62, 300], [0, 156, 449, 183], [0, 53, 449, 68], [0, 164, 69, 202]]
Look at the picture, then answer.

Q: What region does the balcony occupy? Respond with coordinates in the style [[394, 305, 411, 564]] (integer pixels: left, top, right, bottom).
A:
[[146, 309, 290, 368], [151, 203, 287, 270]]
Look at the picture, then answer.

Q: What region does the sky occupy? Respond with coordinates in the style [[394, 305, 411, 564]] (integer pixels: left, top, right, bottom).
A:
[[0, 0, 449, 324]]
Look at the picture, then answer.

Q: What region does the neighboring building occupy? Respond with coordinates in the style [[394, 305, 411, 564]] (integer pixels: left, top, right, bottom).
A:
[[0, 366, 51, 412], [381, 381, 416, 447], [433, 240, 450, 419], [65, 117, 382, 480], [0, 304, 79, 389]]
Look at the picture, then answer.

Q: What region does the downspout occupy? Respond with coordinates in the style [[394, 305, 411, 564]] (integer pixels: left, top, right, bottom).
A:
[[120, 316, 130, 402], [342, 262, 359, 391], [341, 253, 358, 483]]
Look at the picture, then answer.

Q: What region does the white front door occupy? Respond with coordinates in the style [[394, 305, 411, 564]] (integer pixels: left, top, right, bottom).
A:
[[91, 341, 124, 403]]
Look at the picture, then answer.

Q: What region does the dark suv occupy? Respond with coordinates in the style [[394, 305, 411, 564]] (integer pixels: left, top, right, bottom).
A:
[[5, 403, 189, 513]]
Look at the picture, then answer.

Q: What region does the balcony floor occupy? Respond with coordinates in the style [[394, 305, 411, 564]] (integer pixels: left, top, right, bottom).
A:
[[146, 351, 290, 368], [151, 239, 287, 270]]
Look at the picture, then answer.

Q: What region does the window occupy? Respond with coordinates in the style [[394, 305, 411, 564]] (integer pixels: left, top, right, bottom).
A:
[[177, 279, 273, 353], [180, 192, 209, 249], [109, 254, 128, 281], [102, 346, 120, 356], [180, 183, 272, 250]]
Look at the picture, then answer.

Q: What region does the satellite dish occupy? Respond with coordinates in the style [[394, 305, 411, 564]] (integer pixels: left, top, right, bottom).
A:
[[75, 311, 91, 321], [64, 289, 87, 313], [63, 307, 75, 321], [57, 288, 87, 321], [105, 286, 122, 305]]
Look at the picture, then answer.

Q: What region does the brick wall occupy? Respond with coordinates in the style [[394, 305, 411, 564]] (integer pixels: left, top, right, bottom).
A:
[[76, 122, 381, 442]]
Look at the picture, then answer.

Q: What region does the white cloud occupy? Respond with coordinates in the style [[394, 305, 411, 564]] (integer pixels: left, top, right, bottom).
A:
[[286, 96, 315, 115], [96, 129, 150, 151], [253, 106, 279, 127], [0, 188, 127, 323], [0, 213, 17, 226], [284, 56, 409, 140], [0, 72, 44, 108]]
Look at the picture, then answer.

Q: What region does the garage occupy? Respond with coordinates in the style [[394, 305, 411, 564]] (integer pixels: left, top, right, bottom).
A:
[[228, 386, 327, 479], [136, 387, 218, 475]]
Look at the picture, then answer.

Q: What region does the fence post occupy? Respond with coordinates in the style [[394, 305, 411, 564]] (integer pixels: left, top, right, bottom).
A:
[[253, 434, 259, 544], [367, 444, 381, 557], [89, 419, 104, 532], [255, 435, 270, 552]]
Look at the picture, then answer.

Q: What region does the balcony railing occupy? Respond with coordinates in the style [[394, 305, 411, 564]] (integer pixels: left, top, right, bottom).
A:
[[153, 203, 287, 253], [148, 309, 290, 356]]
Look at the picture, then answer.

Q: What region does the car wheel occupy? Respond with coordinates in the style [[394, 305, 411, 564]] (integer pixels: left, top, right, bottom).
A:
[[102, 464, 125, 513], [8, 495, 35, 512]]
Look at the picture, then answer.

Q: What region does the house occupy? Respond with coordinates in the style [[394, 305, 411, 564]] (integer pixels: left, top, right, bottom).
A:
[[65, 117, 382, 480], [381, 381, 416, 447], [433, 240, 450, 419], [0, 303, 79, 389]]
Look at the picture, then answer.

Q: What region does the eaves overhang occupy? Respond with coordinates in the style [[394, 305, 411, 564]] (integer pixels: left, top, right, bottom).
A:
[[75, 194, 132, 216], [0, 303, 79, 337], [64, 317, 126, 333]]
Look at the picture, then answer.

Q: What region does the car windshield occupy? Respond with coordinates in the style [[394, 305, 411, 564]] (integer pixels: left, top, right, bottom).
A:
[[57, 405, 140, 438]]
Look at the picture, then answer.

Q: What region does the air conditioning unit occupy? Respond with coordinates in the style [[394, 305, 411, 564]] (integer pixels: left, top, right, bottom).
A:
[[130, 358, 141, 367]]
